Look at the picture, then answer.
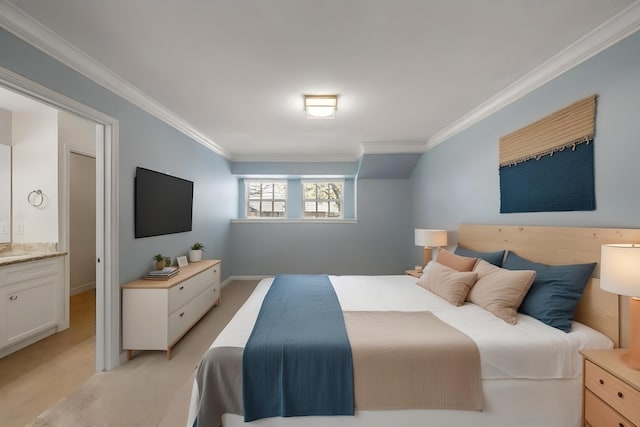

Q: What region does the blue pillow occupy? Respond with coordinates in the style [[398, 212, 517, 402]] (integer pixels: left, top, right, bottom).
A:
[[454, 245, 505, 267], [503, 251, 595, 333]]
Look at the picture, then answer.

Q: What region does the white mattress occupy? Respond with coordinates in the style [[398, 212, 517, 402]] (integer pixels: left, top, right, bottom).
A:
[[189, 275, 613, 427]]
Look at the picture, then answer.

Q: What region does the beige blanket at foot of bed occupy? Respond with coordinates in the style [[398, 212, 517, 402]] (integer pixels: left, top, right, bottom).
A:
[[343, 311, 483, 411]]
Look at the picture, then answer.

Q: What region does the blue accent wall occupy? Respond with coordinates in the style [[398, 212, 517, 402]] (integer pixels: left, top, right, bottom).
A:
[[409, 31, 640, 266], [357, 153, 422, 179], [231, 179, 412, 276], [287, 179, 303, 217]]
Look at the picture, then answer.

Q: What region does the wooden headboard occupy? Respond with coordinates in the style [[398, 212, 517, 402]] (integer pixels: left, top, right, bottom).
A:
[[458, 224, 640, 348]]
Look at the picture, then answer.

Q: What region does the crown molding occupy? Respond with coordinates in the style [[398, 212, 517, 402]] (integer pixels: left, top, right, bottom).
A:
[[230, 144, 426, 162], [0, 0, 228, 158], [426, 1, 640, 151], [360, 141, 426, 154], [229, 152, 360, 162]]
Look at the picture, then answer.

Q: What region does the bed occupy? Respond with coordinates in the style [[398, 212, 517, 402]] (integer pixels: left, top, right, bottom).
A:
[[187, 224, 637, 427]]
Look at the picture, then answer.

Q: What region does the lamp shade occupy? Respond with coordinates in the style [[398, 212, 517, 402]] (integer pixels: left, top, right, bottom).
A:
[[600, 244, 640, 297], [414, 229, 447, 247]]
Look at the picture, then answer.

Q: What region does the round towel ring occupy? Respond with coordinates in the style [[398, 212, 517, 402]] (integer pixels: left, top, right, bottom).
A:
[[27, 189, 44, 207]]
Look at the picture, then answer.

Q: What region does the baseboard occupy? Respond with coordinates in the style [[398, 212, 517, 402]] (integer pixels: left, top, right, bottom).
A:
[[229, 275, 271, 282], [221, 277, 233, 288], [222, 275, 271, 287], [70, 280, 96, 296], [0, 326, 58, 359]]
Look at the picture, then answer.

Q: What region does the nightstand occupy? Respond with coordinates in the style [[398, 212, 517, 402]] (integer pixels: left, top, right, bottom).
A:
[[581, 349, 640, 427], [404, 269, 423, 278]]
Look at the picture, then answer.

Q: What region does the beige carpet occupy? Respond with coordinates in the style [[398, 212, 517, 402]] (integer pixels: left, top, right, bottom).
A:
[[26, 280, 258, 427]]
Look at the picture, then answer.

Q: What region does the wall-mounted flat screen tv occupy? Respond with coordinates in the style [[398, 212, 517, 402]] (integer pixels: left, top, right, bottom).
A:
[[135, 167, 194, 238]]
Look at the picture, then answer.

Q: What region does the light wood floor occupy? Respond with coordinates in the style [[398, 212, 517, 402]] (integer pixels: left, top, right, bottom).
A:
[[26, 280, 259, 427], [0, 289, 96, 427]]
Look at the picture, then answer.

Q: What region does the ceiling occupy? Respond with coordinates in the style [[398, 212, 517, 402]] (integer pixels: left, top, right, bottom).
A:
[[1, 0, 637, 161]]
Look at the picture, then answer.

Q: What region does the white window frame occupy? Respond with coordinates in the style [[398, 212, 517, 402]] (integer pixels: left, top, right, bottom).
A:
[[245, 179, 287, 218], [302, 179, 344, 219]]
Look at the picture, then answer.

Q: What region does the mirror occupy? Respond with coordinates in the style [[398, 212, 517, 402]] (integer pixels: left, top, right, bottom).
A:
[[0, 144, 9, 243]]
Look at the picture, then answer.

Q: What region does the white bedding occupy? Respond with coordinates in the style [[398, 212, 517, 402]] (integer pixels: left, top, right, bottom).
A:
[[189, 275, 613, 427]]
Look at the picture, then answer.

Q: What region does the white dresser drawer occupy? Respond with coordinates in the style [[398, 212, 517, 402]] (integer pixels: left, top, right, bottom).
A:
[[211, 263, 221, 284], [123, 259, 222, 360], [168, 267, 215, 314], [211, 281, 220, 303], [168, 284, 218, 344]]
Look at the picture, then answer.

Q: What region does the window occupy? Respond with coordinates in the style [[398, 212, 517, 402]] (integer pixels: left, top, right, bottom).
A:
[[246, 180, 287, 218], [302, 180, 344, 218]]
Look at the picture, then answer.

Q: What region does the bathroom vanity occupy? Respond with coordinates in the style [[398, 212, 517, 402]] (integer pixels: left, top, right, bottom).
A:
[[0, 253, 67, 358]]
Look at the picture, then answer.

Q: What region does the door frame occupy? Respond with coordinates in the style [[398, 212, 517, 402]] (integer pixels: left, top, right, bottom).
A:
[[0, 66, 120, 371]]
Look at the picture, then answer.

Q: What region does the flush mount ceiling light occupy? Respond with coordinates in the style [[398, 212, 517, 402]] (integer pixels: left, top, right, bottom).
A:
[[304, 95, 338, 119]]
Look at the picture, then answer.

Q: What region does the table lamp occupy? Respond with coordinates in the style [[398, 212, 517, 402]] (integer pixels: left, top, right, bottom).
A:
[[414, 229, 448, 267], [600, 243, 640, 370]]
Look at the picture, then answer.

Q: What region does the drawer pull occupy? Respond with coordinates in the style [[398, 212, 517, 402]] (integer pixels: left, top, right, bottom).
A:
[[180, 312, 185, 318], [599, 379, 604, 385], [9, 295, 18, 301], [179, 286, 184, 290], [617, 391, 623, 398], [619, 423, 624, 427]]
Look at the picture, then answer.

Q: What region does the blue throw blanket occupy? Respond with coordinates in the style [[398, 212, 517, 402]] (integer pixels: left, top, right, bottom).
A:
[[242, 274, 354, 421]]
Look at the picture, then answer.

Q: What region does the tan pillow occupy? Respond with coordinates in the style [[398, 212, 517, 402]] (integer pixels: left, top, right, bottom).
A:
[[467, 259, 536, 324], [436, 248, 478, 272], [417, 261, 478, 306]]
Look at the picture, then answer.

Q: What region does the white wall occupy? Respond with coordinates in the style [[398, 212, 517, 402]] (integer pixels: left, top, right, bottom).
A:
[[0, 145, 9, 243], [60, 111, 97, 294], [69, 153, 96, 294], [59, 110, 96, 156], [12, 110, 59, 243], [0, 108, 10, 243]]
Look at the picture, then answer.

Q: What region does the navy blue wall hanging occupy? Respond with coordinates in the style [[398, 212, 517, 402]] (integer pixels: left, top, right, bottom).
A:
[[499, 95, 597, 213]]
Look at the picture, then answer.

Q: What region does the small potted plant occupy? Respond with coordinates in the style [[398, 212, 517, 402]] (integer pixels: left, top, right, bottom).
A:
[[189, 242, 205, 262], [152, 254, 165, 270]]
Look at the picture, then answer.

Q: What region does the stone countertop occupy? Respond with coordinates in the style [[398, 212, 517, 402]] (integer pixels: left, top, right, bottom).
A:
[[0, 251, 68, 266]]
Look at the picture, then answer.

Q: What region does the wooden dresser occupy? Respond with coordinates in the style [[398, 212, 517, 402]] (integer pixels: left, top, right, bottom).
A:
[[582, 349, 640, 427], [122, 259, 221, 360]]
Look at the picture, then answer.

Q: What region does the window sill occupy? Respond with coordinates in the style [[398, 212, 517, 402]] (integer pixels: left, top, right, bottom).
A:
[[231, 218, 358, 224]]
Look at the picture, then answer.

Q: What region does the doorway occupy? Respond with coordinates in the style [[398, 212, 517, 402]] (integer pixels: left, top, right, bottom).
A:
[[69, 151, 97, 297], [0, 65, 119, 372]]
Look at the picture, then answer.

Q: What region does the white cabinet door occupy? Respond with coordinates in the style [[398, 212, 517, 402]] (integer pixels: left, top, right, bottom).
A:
[[2, 278, 57, 346], [0, 257, 65, 353]]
